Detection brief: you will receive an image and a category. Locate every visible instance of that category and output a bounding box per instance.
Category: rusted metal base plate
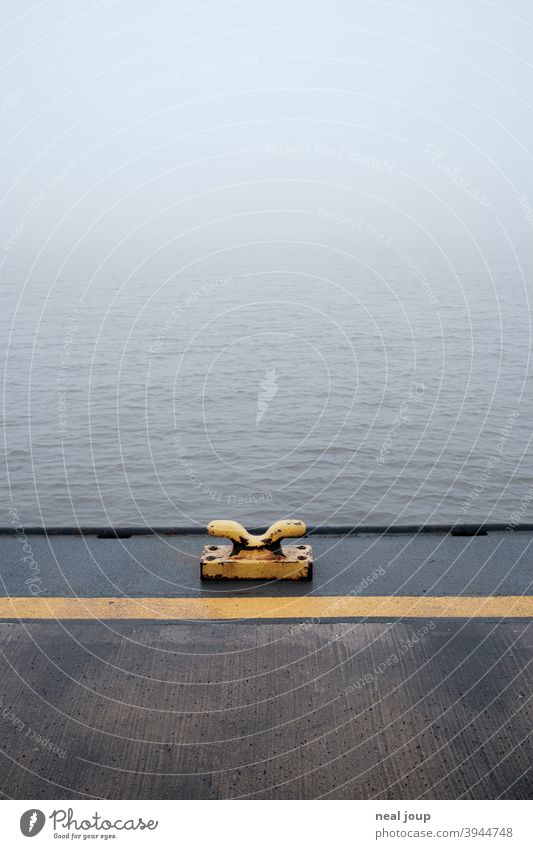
[200,544,313,580]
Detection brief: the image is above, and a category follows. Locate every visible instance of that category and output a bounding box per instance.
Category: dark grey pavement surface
[0,620,531,799]
[0,530,532,597]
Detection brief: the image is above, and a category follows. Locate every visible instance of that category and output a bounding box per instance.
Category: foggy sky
[1,0,532,262]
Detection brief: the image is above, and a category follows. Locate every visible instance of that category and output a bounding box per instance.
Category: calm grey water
[2,244,532,528]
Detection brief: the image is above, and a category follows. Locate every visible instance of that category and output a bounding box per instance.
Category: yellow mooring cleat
[200,519,313,580]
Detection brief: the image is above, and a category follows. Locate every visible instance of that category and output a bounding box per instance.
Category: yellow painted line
[0,596,532,619]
